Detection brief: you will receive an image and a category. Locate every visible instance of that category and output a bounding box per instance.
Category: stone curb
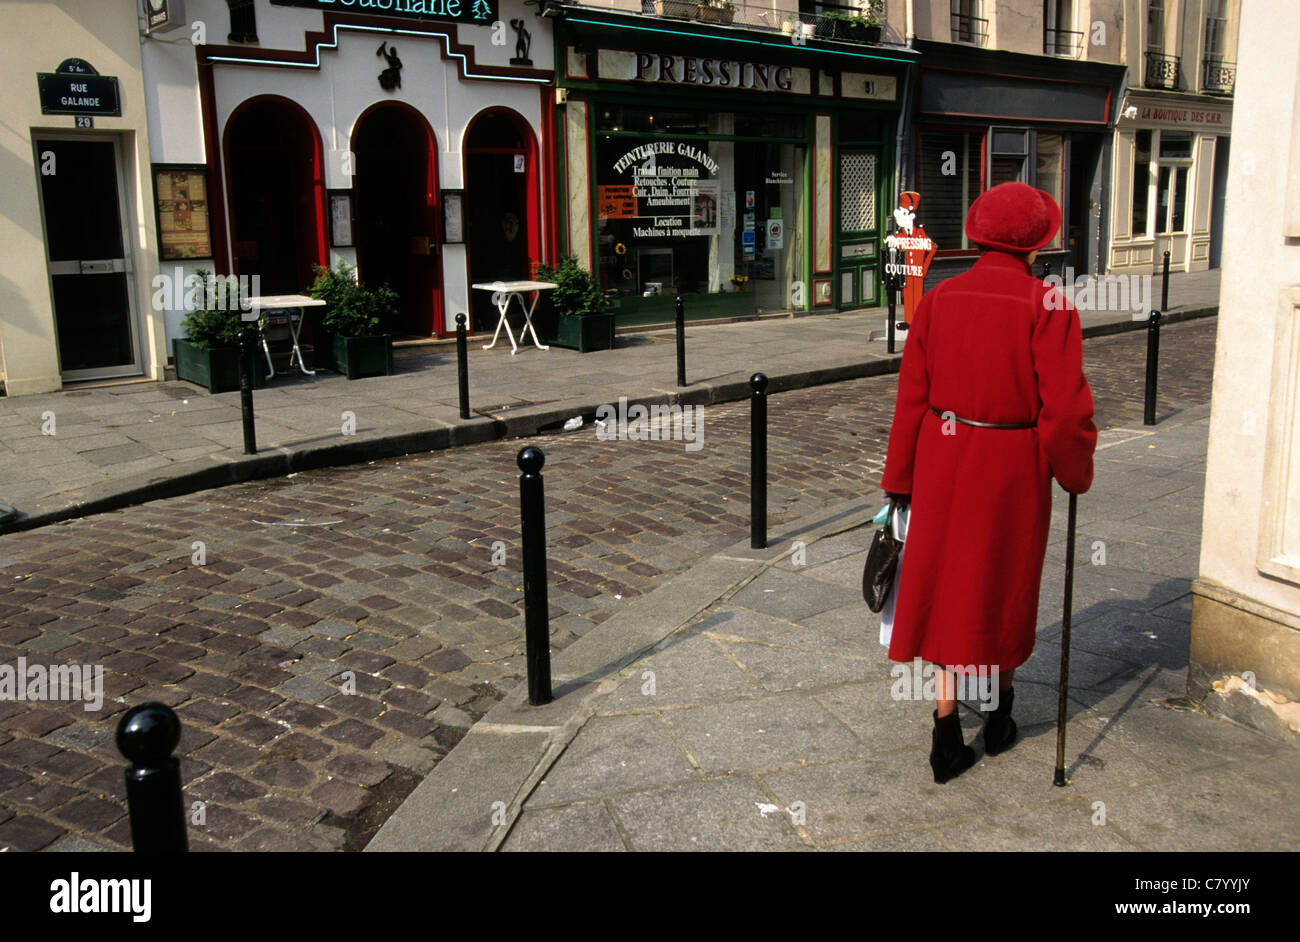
[0,356,900,535]
[0,308,1215,536]
[364,496,874,852]
[1080,304,1215,339]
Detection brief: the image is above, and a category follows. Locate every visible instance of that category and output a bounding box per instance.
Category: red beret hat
[964,182,1062,253]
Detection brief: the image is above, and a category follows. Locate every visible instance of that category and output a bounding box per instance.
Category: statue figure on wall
[376,42,403,91]
[225,0,258,44]
[510,19,533,66]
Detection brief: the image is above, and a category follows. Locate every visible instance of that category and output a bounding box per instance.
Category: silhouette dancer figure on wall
[377,42,403,91]
[510,19,533,65]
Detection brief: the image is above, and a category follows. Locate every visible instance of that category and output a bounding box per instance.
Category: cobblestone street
[0,318,1217,851]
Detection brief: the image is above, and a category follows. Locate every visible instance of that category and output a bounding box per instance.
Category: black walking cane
[1053,491,1078,786]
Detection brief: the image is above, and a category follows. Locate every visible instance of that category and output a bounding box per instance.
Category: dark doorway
[1209,135,1229,269]
[353,104,440,337]
[465,110,539,333]
[1067,135,1102,276]
[35,137,138,379]
[226,98,326,296]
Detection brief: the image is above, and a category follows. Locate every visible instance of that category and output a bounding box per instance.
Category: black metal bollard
[885,268,897,355]
[238,327,257,455]
[1144,309,1162,426]
[750,372,768,550]
[117,703,188,853]
[1161,250,1171,311]
[455,313,471,420]
[675,295,686,387]
[517,447,553,705]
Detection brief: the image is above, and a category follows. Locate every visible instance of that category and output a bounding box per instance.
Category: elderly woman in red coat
[880,182,1097,783]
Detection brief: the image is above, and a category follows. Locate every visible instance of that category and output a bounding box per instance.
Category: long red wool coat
[880,250,1098,672]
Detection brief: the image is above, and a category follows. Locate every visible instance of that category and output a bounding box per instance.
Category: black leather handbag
[862,513,903,613]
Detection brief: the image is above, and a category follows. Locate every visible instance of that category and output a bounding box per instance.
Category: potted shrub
[815,11,848,39]
[174,269,267,394]
[851,1,885,42]
[308,260,397,379]
[535,256,614,353]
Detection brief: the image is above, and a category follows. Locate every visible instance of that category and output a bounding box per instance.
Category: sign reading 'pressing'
[596,49,813,95]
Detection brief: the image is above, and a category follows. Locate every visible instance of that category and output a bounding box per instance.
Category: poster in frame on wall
[328,189,356,248]
[152,164,213,260]
[441,189,465,244]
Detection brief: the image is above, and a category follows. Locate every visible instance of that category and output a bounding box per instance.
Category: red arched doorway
[352,103,440,337]
[464,109,540,332]
[224,97,326,296]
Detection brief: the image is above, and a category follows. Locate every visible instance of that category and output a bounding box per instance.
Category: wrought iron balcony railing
[1144,51,1181,90]
[1043,27,1083,57]
[951,11,988,46]
[563,1,889,43]
[1202,57,1235,95]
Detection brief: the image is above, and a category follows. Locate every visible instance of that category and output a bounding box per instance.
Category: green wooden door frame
[836,145,884,311]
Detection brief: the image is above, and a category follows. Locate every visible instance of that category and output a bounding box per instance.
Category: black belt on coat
[930,406,1036,429]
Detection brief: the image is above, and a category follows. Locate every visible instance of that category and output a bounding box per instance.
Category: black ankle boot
[930,709,976,784]
[983,686,1018,756]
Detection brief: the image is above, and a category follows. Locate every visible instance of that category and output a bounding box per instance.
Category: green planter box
[331,333,394,379]
[173,338,267,394]
[844,22,882,42]
[553,314,616,353]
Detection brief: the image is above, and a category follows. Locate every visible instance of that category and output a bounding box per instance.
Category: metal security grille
[840,153,877,231]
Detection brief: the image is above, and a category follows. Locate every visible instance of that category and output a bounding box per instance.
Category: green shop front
[551,9,914,327]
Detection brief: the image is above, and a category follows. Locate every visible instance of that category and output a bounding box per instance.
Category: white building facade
[1108,0,1237,274]
[142,0,555,348]
[1191,0,1300,739]
[0,1,167,395]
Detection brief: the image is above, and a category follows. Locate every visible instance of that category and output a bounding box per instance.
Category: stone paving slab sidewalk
[0,267,1219,533]
[369,399,1300,852]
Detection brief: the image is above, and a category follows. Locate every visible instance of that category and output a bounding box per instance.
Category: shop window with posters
[594,106,805,325]
[1034,132,1064,249]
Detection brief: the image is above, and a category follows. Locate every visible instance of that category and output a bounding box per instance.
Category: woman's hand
[885,491,911,509]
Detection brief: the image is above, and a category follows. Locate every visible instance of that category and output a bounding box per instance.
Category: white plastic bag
[879,504,910,647]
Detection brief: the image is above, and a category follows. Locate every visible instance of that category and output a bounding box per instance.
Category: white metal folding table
[471,280,557,355]
[245,294,327,377]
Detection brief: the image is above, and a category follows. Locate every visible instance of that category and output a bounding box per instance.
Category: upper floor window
[1202,0,1235,94]
[1144,0,1179,89]
[1146,0,1165,55]
[1204,0,1228,58]
[1044,0,1080,56]
[952,0,987,46]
